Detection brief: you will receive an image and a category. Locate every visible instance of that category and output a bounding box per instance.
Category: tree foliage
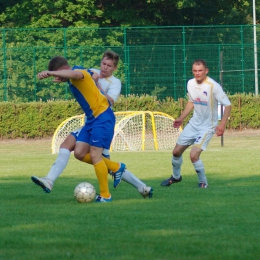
[0,0,258,28]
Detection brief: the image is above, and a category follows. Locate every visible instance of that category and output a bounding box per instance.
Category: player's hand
[37,71,51,80]
[173,118,183,128]
[215,125,225,136]
[91,71,100,82]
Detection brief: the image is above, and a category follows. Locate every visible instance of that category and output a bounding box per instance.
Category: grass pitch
[0,132,260,260]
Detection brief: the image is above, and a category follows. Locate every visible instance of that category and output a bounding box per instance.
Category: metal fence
[0,25,259,102]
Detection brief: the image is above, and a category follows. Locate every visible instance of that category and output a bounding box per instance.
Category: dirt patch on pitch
[224,129,260,137]
[0,129,259,144]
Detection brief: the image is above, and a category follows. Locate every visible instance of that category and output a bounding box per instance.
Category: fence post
[172,45,177,100]
[240,25,245,93]
[182,26,187,97]
[3,29,7,101]
[63,28,68,100]
[220,50,224,147]
[238,96,242,131]
[33,48,37,101]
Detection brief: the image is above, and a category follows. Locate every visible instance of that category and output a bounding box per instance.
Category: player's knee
[190,153,199,163]
[172,149,181,157]
[74,150,84,161]
[60,142,75,151]
[60,135,76,152]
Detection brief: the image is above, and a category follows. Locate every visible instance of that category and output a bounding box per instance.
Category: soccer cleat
[198,182,209,188]
[139,186,153,199]
[31,176,53,193]
[95,195,112,202]
[161,175,182,186]
[112,163,126,188]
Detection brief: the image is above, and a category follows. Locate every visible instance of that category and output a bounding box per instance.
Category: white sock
[46,148,71,183]
[193,159,207,184]
[122,169,146,192]
[172,156,183,179]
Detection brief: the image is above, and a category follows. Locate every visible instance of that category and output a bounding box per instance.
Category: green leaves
[0,0,257,28]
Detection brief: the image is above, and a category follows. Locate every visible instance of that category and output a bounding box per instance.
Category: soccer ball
[74,182,96,203]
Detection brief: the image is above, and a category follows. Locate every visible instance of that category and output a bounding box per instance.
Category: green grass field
[1,133,260,260]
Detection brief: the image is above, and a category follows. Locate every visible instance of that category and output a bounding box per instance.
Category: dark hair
[192,59,208,68]
[48,56,69,71]
[102,50,120,67]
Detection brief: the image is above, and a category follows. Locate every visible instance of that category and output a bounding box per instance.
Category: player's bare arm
[216,105,231,136]
[173,101,194,128]
[38,70,84,81]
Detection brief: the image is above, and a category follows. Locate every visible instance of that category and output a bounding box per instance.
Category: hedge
[0,93,259,139]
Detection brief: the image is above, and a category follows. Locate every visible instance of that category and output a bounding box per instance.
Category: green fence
[0,25,259,102]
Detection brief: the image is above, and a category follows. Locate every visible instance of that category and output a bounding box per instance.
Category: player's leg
[80,152,125,188]
[190,146,207,187]
[31,129,80,193]
[74,123,113,202]
[161,124,193,186]
[191,130,214,188]
[122,169,153,198]
[74,142,112,202]
[89,145,111,201]
[85,148,153,198]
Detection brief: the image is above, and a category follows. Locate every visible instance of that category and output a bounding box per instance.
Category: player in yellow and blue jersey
[32,51,153,199]
[37,56,125,202]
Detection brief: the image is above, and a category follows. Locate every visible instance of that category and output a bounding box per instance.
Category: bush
[0,93,259,139]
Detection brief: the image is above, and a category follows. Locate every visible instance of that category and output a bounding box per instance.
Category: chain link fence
[0,25,259,102]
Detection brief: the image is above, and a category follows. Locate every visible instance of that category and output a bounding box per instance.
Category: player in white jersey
[161,59,231,188]
[32,50,153,198]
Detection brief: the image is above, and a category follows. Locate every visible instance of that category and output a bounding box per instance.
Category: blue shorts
[76,108,115,149]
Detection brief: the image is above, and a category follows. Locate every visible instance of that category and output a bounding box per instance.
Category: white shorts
[177,123,215,151]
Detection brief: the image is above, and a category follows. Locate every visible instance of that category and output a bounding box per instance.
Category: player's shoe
[95,195,112,202]
[161,175,182,186]
[31,176,53,193]
[113,163,126,188]
[139,186,153,198]
[198,182,209,188]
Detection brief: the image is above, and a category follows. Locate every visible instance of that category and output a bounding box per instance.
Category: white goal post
[51,111,182,154]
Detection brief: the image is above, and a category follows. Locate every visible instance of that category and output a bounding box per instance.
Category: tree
[0,0,258,29]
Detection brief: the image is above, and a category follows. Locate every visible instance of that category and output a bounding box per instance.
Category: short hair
[192,59,208,69]
[102,50,120,67]
[48,56,69,71]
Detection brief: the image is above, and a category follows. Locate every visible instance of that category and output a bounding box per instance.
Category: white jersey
[90,68,121,102]
[187,76,231,130]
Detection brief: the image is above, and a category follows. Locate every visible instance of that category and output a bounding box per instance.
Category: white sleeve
[187,80,194,102]
[90,68,100,75]
[214,84,231,107]
[105,79,122,102]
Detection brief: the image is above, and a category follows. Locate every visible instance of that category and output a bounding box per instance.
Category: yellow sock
[94,160,110,199]
[102,157,120,172]
[82,153,92,164]
[82,153,120,173]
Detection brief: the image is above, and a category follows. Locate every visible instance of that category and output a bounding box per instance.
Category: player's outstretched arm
[38,70,83,81]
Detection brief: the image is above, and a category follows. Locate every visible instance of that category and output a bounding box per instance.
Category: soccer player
[36,55,127,202]
[161,59,231,188]
[33,51,153,200]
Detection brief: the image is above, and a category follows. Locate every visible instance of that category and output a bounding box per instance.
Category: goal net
[51,111,182,153]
